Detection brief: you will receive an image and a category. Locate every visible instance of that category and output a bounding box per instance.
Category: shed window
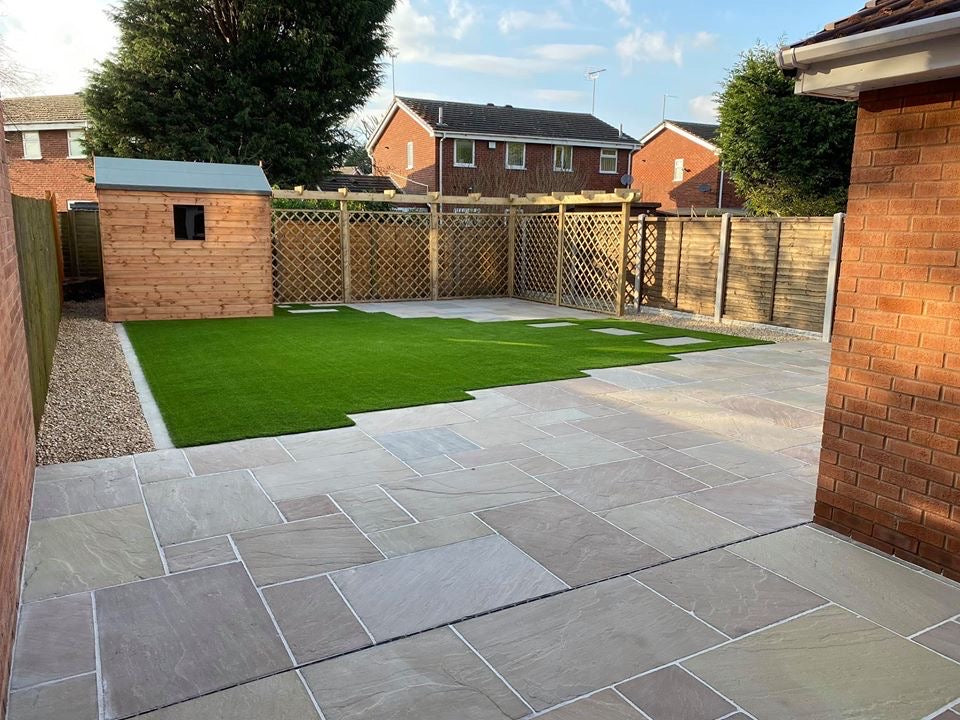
[22,131,41,159]
[174,204,205,240]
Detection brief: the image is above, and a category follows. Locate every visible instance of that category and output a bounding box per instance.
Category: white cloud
[692,31,717,48]
[688,94,719,122]
[529,44,604,62]
[389,0,437,61]
[601,0,631,26]
[497,9,572,34]
[615,28,683,72]
[427,52,550,77]
[0,0,118,95]
[447,0,477,41]
[533,89,586,105]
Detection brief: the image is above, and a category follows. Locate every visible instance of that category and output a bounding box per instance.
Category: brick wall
[371,106,631,196]
[817,77,960,580]
[0,113,37,720]
[6,129,95,210]
[630,128,742,212]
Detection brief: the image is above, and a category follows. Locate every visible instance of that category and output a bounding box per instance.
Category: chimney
[619,123,623,138]
[438,106,444,125]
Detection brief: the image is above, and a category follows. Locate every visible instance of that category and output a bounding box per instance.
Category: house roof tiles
[2,94,87,125]
[396,97,638,145]
[793,0,960,46]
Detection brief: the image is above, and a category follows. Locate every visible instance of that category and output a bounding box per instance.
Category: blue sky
[1,0,860,138]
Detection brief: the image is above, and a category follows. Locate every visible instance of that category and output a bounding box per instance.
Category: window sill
[453,163,476,168]
[553,168,573,173]
[505,166,526,171]
[599,170,618,175]
[21,157,43,161]
[68,155,87,160]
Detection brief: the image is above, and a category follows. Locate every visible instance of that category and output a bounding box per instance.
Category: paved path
[9,339,960,720]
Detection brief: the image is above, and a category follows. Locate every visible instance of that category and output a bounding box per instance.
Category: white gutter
[777,10,960,99]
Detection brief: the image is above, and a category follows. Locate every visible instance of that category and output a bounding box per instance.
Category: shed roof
[94,157,271,195]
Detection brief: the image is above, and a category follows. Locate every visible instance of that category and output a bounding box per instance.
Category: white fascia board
[365,99,437,154]
[778,11,960,99]
[434,130,638,150]
[4,121,87,132]
[637,122,718,154]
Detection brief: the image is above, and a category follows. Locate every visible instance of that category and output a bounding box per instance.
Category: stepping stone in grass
[645,336,707,346]
[591,327,642,336]
[288,309,339,314]
[528,322,576,328]
[277,305,291,309]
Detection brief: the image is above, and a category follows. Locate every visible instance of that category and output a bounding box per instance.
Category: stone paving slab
[21,504,164,602]
[917,621,960,663]
[331,535,565,641]
[536,690,642,719]
[95,563,292,719]
[686,473,815,533]
[30,473,142,520]
[11,593,94,689]
[686,605,960,720]
[478,496,668,586]
[7,674,98,720]
[301,627,530,720]
[617,665,734,720]
[183,437,291,475]
[233,514,383,586]
[253,449,414,500]
[367,513,494,558]
[163,536,236,573]
[456,576,725,711]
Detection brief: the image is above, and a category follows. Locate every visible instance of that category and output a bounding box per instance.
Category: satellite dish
[620,174,633,187]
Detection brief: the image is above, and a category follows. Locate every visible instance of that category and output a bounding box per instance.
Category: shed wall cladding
[99,189,273,321]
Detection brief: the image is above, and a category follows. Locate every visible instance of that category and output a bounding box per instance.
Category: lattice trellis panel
[271,210,343,303]
[514,213,560,304]
[348,211,431,301]
[623,219,641,311]
[559,212,623,313]
[438,213,509,298]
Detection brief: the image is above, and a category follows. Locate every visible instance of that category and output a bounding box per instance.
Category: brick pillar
[817,78,960,580]
[0,109,38,715]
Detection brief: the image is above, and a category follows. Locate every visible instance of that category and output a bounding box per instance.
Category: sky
[0,0,860,139]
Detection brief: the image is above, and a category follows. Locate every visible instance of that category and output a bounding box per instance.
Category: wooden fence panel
[271,211,342,303]
[724,218,780,323]
[560,212,624,313]
[348,212,431,301]
[639,218,681,309]
[59,210,102,278]
[438,214,509,298]
[13,195,61,429]
[514,213,560,305]
[676,219,720,315]
[772,218,833,331]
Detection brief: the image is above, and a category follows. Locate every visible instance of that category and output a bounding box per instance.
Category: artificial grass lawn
[124,305,766,447]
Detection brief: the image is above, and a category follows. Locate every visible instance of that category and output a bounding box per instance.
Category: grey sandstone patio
[9,330,960,719]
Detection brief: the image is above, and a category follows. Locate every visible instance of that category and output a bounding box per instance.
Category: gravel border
[625,307,823,343]
[36,300,155,465]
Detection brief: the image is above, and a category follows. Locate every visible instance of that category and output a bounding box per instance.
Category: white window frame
[673,158,685,182]
[453,139,475,168]
[505,142,525,170]
[67,130,86,159]
[599,148,618,174]
[405,141,414,170]
[553,145,573,172]
[22,131,41,160]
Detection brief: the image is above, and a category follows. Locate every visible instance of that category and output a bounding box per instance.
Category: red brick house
[630,120,742,214]
[2,94,95,211]
[367,97,639,197]
[778,0,960,579]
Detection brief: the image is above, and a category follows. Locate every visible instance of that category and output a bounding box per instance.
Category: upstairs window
[599,148,618,174]
[505,142,525,170]
[174,205,205,240]
[673,158,685,182]
[406,141,414,170]
[554,145,573,172]
[453,139,475,167]
[67,130,86,158]
[22,131,41,159]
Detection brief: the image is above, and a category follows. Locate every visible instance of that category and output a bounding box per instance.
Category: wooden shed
[94,157,273,321]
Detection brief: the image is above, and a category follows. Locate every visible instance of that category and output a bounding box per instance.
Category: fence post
[429,202,440,301]
[555,203,566,306]
[713,213,732,323]
[615,201,631,317]
[506,206,517,298]
[822,212,845,342]
[45,193,64,304]
[767,220,783,323]
[634,214,646,314]
[339,199,352,302]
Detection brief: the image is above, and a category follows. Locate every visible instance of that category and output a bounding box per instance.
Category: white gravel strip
[626,307,823,343]
[36,300,155,465]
